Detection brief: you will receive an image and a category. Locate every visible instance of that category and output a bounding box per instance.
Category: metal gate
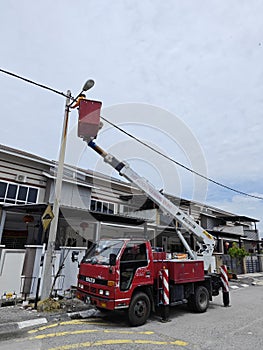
[221,255,244,274]
[245,255,260,273]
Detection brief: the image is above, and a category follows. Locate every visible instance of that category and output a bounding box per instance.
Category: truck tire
[188,286,209,313]
[128,292,151,326]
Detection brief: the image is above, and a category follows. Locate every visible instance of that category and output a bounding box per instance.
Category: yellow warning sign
[41,204,54,232]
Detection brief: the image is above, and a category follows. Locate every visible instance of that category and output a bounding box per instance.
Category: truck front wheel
[128,292,151,326]
[188,286,209,313]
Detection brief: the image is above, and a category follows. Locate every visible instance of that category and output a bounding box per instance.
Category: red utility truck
[75,100,229,326]
[77,238,224,326]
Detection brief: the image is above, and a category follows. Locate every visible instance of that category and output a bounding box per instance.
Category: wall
[49,182,91,209]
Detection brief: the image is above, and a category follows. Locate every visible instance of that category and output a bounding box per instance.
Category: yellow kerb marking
[104,330,154,335]
[48,339,188,349]
[30,329,98,339]
[27,319,108,334]
[134,340,188,345]
[28,323,59,333]
[30,329,154,340]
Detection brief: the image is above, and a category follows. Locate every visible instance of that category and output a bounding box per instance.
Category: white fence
[0,248,25,298]
[0,245,86,300]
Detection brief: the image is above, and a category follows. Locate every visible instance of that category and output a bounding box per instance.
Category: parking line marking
[29,329,155,340]
[103,330,154,335]
[48,338,189,349]
[28,320,109,334]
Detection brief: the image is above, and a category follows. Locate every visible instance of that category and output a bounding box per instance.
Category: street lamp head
[82,79,95,92]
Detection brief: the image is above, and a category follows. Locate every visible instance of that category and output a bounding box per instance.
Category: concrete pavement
[0,272,262,337]
[231,272,263,288]
[0,298,95,337]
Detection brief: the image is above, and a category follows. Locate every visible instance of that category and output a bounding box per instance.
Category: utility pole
[41,90,71,300]
[40,79,95,300]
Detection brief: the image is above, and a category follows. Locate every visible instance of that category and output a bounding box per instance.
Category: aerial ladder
[76,98,216,271]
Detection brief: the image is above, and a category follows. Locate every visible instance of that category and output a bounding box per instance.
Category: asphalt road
[0,284,262,350]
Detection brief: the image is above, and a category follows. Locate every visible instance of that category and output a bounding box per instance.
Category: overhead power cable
[1,67,262,200]
[101,116,263,201]
[0,68,70,99]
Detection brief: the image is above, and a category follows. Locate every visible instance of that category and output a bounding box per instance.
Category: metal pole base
[160,305,171,322]
[223,291,230,307]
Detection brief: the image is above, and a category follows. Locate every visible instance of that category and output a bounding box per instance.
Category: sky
[0,0,263,236]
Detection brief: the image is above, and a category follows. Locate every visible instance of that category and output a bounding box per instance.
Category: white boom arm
[88,141,215,261]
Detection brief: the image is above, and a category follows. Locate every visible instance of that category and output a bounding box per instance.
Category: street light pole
[41,90,71,300]
[41,79,95,300]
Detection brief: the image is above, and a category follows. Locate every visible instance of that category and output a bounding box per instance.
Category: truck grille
[90,287,97,293]
[79,274,108,286]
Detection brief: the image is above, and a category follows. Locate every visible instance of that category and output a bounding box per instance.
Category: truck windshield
[82,240,123,265]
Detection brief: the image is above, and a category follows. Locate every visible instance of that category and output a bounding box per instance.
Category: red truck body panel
[152,252,205,283]
[165,260,204,283]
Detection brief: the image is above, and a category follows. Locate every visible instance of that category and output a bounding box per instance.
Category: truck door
[119,241,148,291]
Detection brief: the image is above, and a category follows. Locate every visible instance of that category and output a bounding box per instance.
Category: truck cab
[77,239,154,316]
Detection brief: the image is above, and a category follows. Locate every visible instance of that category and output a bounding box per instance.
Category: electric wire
[0,68,70,99]
[101,116,263,201]
[1,67,262,200]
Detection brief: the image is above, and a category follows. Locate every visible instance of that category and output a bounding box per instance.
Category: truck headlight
[99,289,104,295]
[105,290,110,296]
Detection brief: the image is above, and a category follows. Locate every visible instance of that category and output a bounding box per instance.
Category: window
[121,242,147,262]
[28,188,38,203]
[0,182,7,200]
[90,199,115,214]
[6,184,17,203]
[102,203,108,213]
[90,199,96,211]
[96,201,102,212]
[18,186,27,199]
[108,203,114,214]
[0,181,39,205]
[17,186,28,204]
[83,240,123,265]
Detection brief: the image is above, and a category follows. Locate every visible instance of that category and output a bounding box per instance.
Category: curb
[0,317,48,335]
[229,273,263,289]
[0,308,98,336]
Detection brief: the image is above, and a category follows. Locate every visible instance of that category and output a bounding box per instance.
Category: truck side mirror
[109,253,117,266]
[71,251,79,263]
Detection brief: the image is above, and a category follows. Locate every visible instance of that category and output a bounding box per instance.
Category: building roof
[0,143,139,193]
[0,144,52,165]
[218,215,259,223]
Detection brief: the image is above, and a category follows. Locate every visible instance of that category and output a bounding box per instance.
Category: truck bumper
[76,290,115,310]
[76,290,130,310]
